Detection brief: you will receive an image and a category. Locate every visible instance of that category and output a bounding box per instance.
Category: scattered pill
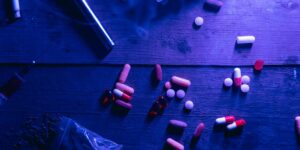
[236,36,255,44]
[240,84,250,93]
[166,89,176,98]
[215,116,235,124]
[157,96,168,109]
[148,101,161,117]
[101,90,114,105]
[224,78,233,87]
[169,119,188,129]
[193,123,205,139]
[254,59,264,71]
[234,68,242,87]
[165,81,172,89]
[194,17,204,26]
[227,119,246,130]
[113,89,132,102]
[155,64,163,81]
[241,75,250,84]
[115,100,132,110]
[171,76,191,88]
[115,82,134,95]
[12,0,21,19]
[119,64,131,83]
[184,100,194,110]
[166,138,184,150]
[204,0,223,11]
[295,116,300,135]
[176,89,186,99]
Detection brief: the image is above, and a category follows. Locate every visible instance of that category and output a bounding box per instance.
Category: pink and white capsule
[166,138,184,150]
[113,89,132,102]
[215,116,235,124]
[115,82,134,95]
[234,68,242,86]
[171,76,191,87]
[119,64,131,83]
[227,119,246,130]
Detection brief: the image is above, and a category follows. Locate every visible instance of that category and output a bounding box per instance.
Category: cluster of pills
[215,116,246,131]
[223,67,251,93]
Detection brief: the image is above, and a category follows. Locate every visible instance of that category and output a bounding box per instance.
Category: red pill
[115,100,132,110]
[115,82,134,95]
[295,116,300,136]
[113,89,132,102]
[119,64,131,83]
[164,81,172,89]
[155,64,163,81]
[254,59,264,71]
[227,119,246,130]
[193,123,205,138]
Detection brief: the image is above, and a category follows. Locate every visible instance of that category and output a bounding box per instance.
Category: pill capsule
[241,75,250,84]
[204,0,224,11]
[100,90,115,105]
[12,0,21,19]
[295,116,300,135]
[240,84,250,93]
[169,120,188,129]
[113,89,132,102]
[166,89,175,98]
[184,100,194,110]
[254,59,264,71]
[115,82,134,95]
[193,123,205,139]
[194,17,204,26]
[115,100,132,110]
[233,68,242,87]
[148,101,161,117]
[171,76,191,88]
[176,89,186,99]
[157,96,168,109]
[236,36,255,44]
[155,64,163,81]
[224,78,233,87]
[227,119,246,130]
[215,116,235,124]
[166,138,184,150]
[165,81,172,89]
[119,64,131,83]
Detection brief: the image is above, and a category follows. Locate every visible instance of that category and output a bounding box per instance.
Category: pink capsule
[113,89,132,102]
[115,100,132,109]
[115,82,134,95]
[166,138,184,150]
[171,76,191,88]
[215,116,235,124]
[227,119,246,130]
[193,123,205,138]
[119,64,131,83]
[233,68,242,87]
[155,64,162,81]
[295,116,300,136]
[165,81,172,89]
[169,119,188,129]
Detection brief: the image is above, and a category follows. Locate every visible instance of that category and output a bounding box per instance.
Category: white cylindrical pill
[224,78,233,87]
[12,0,21,19]
[184,100,194,110]
[241,84,250,93]
[194,17,204,26]
[166,89,175,98]
[171,76,191,87]
[176,89,185,99]
[236,36,255,44]
[241,75,250,84]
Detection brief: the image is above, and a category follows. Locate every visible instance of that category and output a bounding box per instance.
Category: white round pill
[224,78,233,87]
[166,89,175,98]
[241,84,250,93]
[176,89,186,99]
[184,100,194,110]
[194,17,204,26]
[241,75,250,84]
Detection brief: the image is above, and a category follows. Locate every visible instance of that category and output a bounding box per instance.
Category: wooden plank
[0,65,299,149]
[0,0,300,65]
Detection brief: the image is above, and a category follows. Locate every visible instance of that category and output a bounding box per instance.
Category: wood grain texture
[0,0,300,65]
[0,65,299,149]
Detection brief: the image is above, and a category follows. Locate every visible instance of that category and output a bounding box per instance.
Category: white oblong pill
[236,36,255,44]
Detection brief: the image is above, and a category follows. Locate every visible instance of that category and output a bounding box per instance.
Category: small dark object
[148,101,161,117]
[100,90,114,105]
[204,0,223,12]
[157,95,168,109]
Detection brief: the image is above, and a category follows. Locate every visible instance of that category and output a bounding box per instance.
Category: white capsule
[194,17,204,26]
[240,84,250,93]
[236,36,255,44]
[184,100,194,110]
[166,89,175,98]
[12,0,21,18]
[241,75,250,84]
[224,78,233,87]
[176,89,186,99]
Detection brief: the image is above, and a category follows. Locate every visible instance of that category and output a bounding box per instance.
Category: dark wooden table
[0,0,300,149]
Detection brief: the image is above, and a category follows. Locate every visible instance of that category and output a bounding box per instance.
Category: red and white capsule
[215,116,235,124]
[113,89,132,102]
[227,119,246,130]
[233,68,242,87]
[171,76,191,88]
